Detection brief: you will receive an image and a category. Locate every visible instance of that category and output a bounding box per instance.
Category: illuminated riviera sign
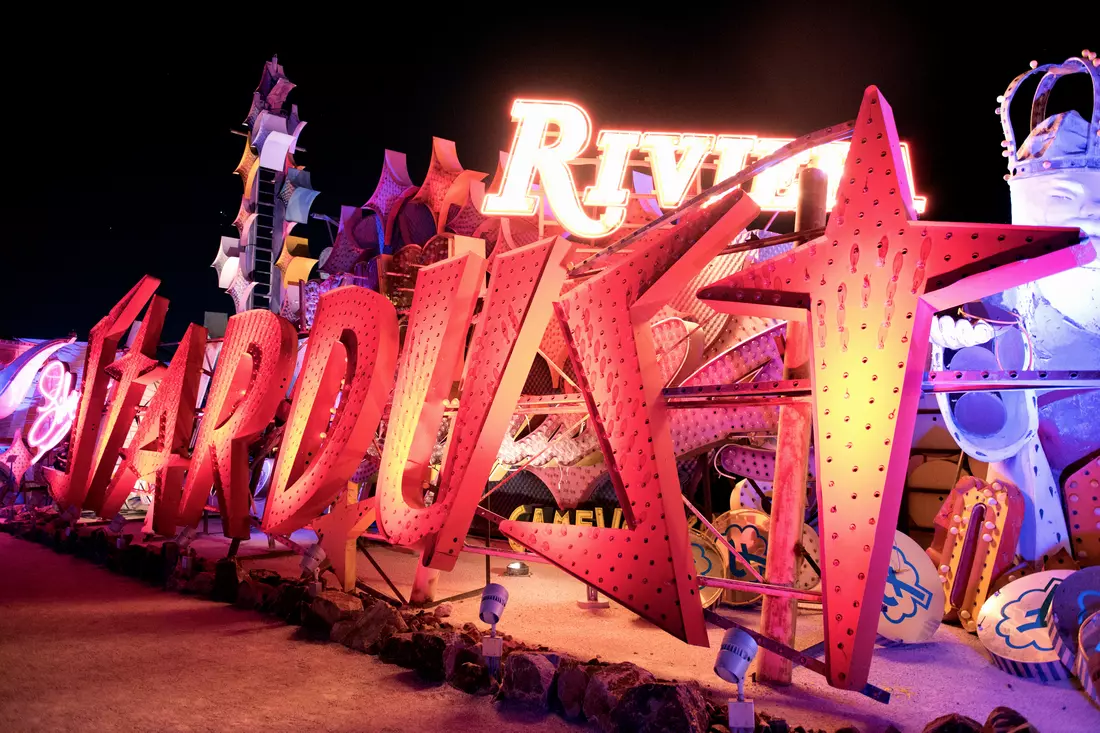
[482,99,927,238]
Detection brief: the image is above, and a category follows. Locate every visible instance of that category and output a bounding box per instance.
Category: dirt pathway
[0,534,576,733]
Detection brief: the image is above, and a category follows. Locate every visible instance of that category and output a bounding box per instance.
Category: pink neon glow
[26,360,80,464]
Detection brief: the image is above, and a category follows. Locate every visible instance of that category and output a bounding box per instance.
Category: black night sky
[3,11,1094,342]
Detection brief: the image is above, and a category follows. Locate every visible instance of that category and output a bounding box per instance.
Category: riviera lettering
[482,99,925,238]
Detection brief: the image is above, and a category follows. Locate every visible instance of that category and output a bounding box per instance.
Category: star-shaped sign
[697,86,1091,690]
[312,486,375,592]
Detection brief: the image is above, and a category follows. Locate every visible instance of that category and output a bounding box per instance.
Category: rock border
[0,509,1043,733]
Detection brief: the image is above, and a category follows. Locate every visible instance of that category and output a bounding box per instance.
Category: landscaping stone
[444,635,482,679]
[608,681,709,733]
[307,589,364,630]
[501,652,556,709]
[212,558,244,602]
[249,568,282,586]
[272,582,310,624]
[556,657,596,720]
[451,660,490,694]
[235,578,275,610]
[184,571,216,596]
[339,601,407,654]
[923,713,982,733]
[140,544,167,583]
[121,544,147,576]
[433,602,453,619]
[379,632,418,668]
[413,630,450,682]
[401,609,445,632]
[583,661,657,730]
[330,612,366,645]
[983,707,1037,733]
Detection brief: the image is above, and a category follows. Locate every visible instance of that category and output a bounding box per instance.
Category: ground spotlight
[301,543,326,595]
[504,560,530,577]
[480,582,509,626]
[480,583,509,677]
[715,627,758,733]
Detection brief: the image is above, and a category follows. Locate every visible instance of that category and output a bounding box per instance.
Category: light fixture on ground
[480,583,509,677]
[714,627,758,733]
[504,560,530,576]
[300,542,326,595]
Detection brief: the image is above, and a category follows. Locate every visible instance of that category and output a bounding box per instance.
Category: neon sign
[482,99,927,239]
[26,360,80,464]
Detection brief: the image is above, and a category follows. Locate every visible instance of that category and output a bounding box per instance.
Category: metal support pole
[358,542,408,605]
[700,452,714,521]
[485,492,492,585]
[759,167,823,686]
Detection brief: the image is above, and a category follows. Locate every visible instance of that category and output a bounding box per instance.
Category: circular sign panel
[689,529,727,609]
[1049,567,1100,675]
[977,570,1073,682]
[711,508,821,606]
[878,531,945,643]
[1078,611,1100,707]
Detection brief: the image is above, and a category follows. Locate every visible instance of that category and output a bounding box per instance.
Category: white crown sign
[998,50,1100,180]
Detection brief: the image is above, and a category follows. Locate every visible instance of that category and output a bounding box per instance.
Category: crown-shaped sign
[999,50,1100,180]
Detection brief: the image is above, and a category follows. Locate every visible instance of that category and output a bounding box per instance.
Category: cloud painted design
[882,544,933,625]
[995,580,1062,652]
[1077,590,1100,625]
[724,523,768,580]
[691,541,714,577]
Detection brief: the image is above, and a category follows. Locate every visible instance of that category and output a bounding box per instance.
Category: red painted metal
[262,286,398,535]
[429,237,573,569]
[500,189,760,647]
[697,86,1091,689]
[84,296,169,515]
[178,309,298,539]
[114,323,207,530]
[1063,451,1100,566]
[45,276,161,509]
[374,251,485,547]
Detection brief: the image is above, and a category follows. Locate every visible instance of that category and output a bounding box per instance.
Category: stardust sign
[20,87,1087,695]
[482,99,926,238]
